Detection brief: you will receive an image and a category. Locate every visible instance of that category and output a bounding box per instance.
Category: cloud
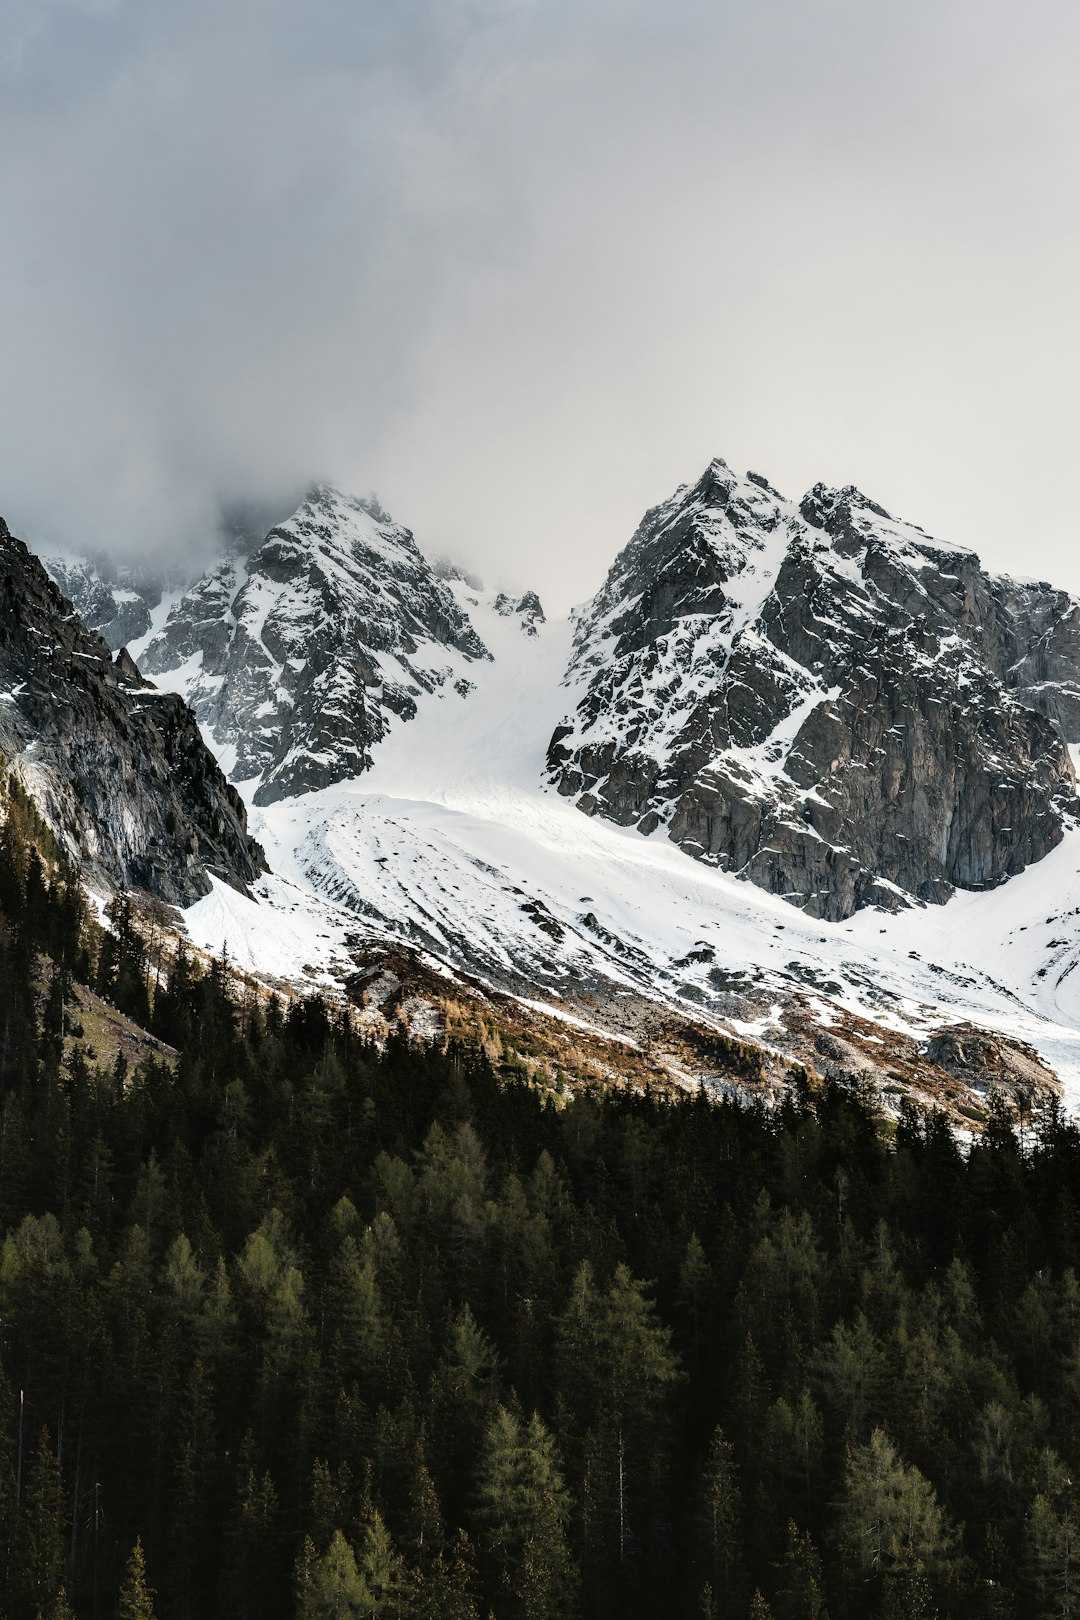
[2,0,1079,606]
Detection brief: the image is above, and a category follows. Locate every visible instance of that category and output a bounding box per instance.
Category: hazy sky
[2,0,1078,610]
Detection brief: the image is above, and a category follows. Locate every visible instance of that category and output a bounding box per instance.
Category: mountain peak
[138,488,491,802]
[684,456,790,512]
[299,482,390,524]
[800,481,893,531]
[549,461,1078,920]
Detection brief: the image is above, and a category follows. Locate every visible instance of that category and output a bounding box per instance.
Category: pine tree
[1027,1487,1080,1619]
[475,1405,576,1620]
[296,1529,370,1620]
[839,1429,955,1596]
[357,1506,408,1616]
[677,1232,713,1374]
[221,1445,280,1619]
[695,1426,743,1607]
[18,1428,67,1620]
[118,1538,157,1620]
[773,1521,828,1620]
[43,1586,76,1620]
[430,1302,500,1498]
[409,1528,479,1620]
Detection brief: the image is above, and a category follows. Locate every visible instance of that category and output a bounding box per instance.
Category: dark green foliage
[9,777,1080,1615]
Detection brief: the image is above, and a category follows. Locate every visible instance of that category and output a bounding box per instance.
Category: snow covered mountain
[548,461,1079,920]
[136,486,502,804]
[27,459,1080,1108]
[183,562,1080,1111]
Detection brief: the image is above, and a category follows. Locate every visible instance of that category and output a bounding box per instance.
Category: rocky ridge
[44,554,166,650]
[138,487,495,803]
[0,519,265,905]
[547,460,1079,920]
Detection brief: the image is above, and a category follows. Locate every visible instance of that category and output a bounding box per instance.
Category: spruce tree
[118,1538,156,1620]
[475,1405,576,1620]
[695,1427,743,1611]
[296,1529,370,1620]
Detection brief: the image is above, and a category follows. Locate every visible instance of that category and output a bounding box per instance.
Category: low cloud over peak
[3,0,1080,608]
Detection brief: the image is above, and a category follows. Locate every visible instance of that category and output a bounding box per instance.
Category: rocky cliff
[547,460,1078,920]
[139,486,493,803]
[44,554,166,651]
[0,519,266,904]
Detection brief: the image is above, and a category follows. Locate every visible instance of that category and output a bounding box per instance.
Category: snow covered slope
[178,575,1080,1106]
[27,461,1080,1108]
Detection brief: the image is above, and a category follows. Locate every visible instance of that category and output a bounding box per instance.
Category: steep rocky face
[796,483,1080,736]
[984,575,1080,739]
[547,460,1078,920]
[140,486,493,804]
[44,555,166,651]
[0,520,266,905]
[494,590,546,636]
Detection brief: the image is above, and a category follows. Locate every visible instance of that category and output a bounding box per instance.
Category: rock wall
[548,462,1078,920]
[0,520,265,905]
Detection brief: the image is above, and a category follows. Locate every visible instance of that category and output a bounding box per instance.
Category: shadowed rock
[0,518,266,905]
[548,461,1078,920]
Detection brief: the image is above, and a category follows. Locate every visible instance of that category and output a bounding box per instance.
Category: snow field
[184,585,1080,1104]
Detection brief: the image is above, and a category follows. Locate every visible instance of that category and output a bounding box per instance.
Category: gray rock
[44,555,165,650]
[0,519,266,905]
[548,460,1078,920]
[494,590,547,636]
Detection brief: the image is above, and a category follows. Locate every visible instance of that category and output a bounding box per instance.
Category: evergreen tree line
[7,769,1080,1615]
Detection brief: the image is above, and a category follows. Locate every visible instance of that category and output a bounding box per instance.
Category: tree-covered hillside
[3,767,1080,1618]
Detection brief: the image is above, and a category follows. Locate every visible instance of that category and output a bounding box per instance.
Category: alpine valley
[16,458,1080,1121]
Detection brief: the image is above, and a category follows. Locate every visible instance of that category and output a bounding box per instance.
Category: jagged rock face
[983,576,1080,739]
[44,555,165,651]
[140,487,493,804]
[0,520,266,905]
[494,590,546,636]
[547,461,1078,920]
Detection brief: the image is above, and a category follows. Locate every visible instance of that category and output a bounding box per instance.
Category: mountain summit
[35,456,1080,938]
[547,459,1079,919]
[139,485,492,803]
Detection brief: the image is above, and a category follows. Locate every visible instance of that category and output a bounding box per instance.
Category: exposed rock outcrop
[924,1024,1058,1105]
[0,519,266,904]
[494,590,546,636]
[547,460,1078,919]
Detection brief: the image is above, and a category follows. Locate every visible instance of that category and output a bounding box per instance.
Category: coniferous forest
[7,774,1080,1618]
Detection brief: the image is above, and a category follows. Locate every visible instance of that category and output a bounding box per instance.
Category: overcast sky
[2,0,1078,609]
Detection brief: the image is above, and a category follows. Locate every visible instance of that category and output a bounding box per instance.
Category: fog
[2,0,1079,609]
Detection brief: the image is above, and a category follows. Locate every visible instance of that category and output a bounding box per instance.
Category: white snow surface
[182,580,1080,1106]
[126,587,187,665]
